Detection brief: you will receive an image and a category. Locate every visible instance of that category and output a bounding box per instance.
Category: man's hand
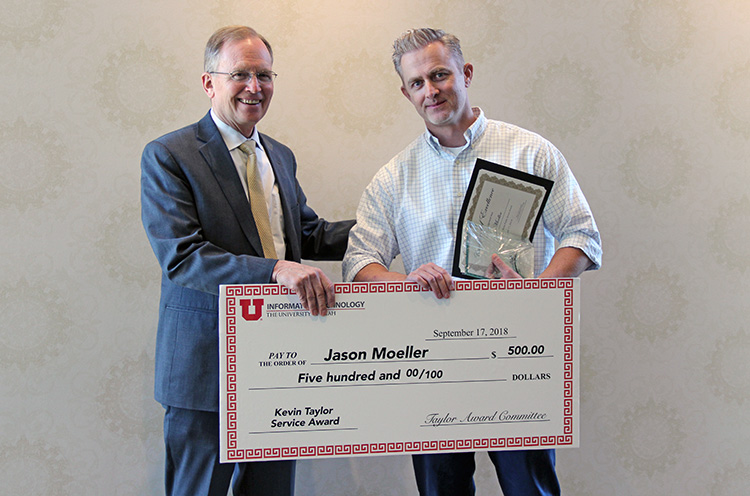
[406,263,454,299]
[486,248,594,279]
[272,260,335,316]
[353,262,453,299]
[485,253,522,279]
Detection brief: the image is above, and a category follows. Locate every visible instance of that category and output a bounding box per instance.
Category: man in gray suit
[141,25,354,496]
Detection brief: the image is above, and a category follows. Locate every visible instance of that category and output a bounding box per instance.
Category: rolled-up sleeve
[536,143,602,272]
[342,169,400,281]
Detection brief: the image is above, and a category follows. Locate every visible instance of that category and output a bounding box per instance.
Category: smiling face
[399,41,474,142]
[202,36,274,137]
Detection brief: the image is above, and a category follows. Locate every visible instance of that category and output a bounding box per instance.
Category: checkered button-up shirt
[343,108,602,280]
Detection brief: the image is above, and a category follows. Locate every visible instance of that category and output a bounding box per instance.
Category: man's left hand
[485,253,522,279]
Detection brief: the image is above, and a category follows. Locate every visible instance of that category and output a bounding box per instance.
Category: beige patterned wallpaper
[2,0,748,494]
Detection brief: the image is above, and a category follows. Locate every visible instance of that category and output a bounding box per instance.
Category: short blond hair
[392,28,464,77]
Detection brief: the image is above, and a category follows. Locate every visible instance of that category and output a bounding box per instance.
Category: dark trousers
[163,406,295,496]
[412,450,559,496]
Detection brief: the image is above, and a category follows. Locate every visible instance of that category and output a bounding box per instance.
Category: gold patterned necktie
[238,141,278,259]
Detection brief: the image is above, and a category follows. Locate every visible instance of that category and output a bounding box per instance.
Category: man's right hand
[406,263,454,299]
[353,262,453,300]
[272,260,335,316]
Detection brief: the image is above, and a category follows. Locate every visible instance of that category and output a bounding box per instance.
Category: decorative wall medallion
[707,329,750,405]
[713,62,750,139]
[0,437,73,493]
[709,196,750,273]
[427,0,507,63]
[616,265,687,342]
[526,57,601,138]
[0,120,71,212]
[710,460,750,496]
[615,397,685,476]
[0,279,73,371]
[95,42,188,134]
[0,0,67,49]
[619,128,690,206]
[624,0,695,69]
[96,352,160,440]
[323,51,399,137]
[95,203,157,288]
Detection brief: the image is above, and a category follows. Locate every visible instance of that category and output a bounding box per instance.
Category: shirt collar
[210,109,263,152]
[423,107,487,153]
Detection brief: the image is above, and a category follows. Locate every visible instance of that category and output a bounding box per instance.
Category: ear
[202,72,215,98]
[463,63,474,87]
[400,84,410,99]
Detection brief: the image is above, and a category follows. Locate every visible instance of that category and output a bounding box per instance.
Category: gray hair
[392,28,464,77]
[204,25,274,72]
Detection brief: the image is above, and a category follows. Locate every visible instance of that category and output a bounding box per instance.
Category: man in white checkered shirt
[342,28,602,496]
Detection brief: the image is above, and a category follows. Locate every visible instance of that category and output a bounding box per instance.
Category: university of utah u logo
[239,299,263,321]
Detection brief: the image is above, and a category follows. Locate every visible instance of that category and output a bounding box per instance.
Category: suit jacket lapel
[196,112,266,257]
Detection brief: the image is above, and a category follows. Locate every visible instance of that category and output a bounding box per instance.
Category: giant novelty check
[219,279,579,462]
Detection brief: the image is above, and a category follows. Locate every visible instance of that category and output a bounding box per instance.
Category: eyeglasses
[209,70,277,85]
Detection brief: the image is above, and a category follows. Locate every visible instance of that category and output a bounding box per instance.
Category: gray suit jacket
[141,111,353,411]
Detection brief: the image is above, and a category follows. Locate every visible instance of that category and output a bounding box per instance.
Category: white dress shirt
[211,110,286,259]
[343,108,602,281]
